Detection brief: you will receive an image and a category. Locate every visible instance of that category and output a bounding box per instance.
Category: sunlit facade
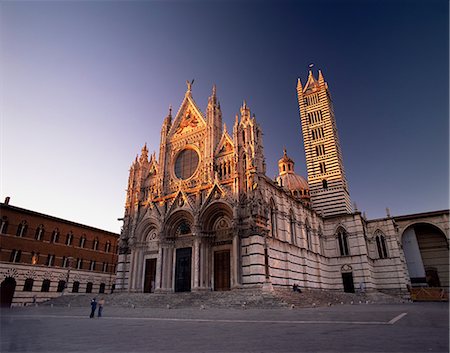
[0,199,119,307]
[116,72,449,296]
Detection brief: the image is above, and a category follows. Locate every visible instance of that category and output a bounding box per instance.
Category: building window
[79,236,86,248]
[62,256,68,268]
[51,229,59,243]
[57,280,66,292]
[23,278,34,292]
[319,162,326,174]
[99,283,106,294]
[105,241,111,253]
[318,228,324,255]
[0,217,8,234]
[35,225,44,240]
[322,179,328,189]
[65,232,73,246]
[31,252,39,265]
[315,144,325,156]
[16,221,28,237]
[76,258,83,270]
[89,261,96,271]
[46,254,55,267]
[72,281,80,293]
[102,262,108,272]
[289,214,296,245]
[92,238,99,251]
[337,228,350,256]
[305,222,312,250]
[376,233,389,259]
[41,279,51,292]
[9,249,21,263]
[174,148,200,180]
[86,282,93,293]
[270,202,277,238]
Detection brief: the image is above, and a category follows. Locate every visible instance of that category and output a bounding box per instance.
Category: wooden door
[175,248,192,292]
[214,250,231,291]
[144,258,157,293]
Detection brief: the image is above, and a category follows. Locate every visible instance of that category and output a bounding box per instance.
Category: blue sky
[1,0,448,233]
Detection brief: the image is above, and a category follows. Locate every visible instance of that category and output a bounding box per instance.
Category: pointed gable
[215,127,234,156]
[303,70,320,94]
[169,90,206,138]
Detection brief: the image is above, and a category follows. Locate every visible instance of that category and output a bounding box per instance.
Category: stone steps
[42,288,406,309]
[42,289,288,309]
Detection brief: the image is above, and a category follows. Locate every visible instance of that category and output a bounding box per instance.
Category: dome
[277,172,309,194]
[276,148,310,202]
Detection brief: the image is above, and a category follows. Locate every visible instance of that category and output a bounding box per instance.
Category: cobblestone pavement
[1,302,448,352]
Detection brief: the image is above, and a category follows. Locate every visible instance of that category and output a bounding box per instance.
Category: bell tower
[297,69,352,216]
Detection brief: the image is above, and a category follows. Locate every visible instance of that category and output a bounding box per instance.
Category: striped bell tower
[297,69,352,216]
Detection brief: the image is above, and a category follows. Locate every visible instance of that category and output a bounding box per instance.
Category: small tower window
[322,179,328,189]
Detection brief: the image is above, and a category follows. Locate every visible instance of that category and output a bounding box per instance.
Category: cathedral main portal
[175,247,192,292]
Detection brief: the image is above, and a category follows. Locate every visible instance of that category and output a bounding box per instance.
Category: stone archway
[200,202,234,291]
[402,223,449,287]
[0,277,16,308]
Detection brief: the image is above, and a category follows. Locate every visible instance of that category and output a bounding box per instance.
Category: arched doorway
[1,277,17,308]
[402,223,449,287]
[164,211,195,293]
[201,202,234,291]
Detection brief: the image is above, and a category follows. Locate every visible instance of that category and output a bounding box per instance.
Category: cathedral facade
[116,72,448,295]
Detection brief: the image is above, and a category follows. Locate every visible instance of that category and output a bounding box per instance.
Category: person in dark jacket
[89,298,97,318]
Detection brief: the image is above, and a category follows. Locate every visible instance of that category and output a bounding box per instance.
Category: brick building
[0,198,119,307]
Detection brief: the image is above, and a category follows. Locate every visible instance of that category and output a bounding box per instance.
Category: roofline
[0,203,120,236]
[393,209,449,222]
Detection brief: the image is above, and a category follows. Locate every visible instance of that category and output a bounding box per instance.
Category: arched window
[289,212,296,245]
[0,217,8,234]
[65,232,73,246]
[92,238,99,250]
[9,249,21,263]
[23,278,34,292]
[57,280,66,292]
[86,282,93,293]
[337,228,349,256]
[89,260,96,271]
[270,200,277,238]
[177,220,191,235]
[102,262,108,272]
[99,283,106,294]
[318,227,324,255]
[35,225,44,240]
[31,252,39,265]
[72,281,80,293]
[76,258,83,269]
[105,241,111,253]
[79,235,86,248]
[375,232,388,259]
[16,221,28,237]
[51,229,59,243]
[41,279,51,292]
[305,221,312,250]
[46,254,55,266]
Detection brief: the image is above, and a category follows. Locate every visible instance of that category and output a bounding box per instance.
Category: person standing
[89,298,97,318]
[98,297,105,318]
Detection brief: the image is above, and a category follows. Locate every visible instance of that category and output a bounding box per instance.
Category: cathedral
[116,70,448,295]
